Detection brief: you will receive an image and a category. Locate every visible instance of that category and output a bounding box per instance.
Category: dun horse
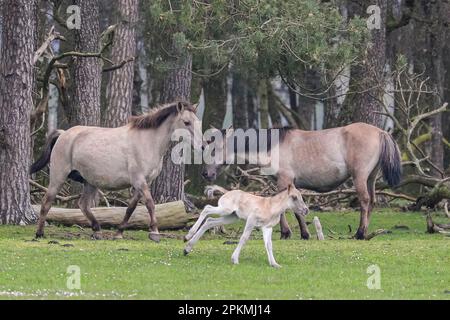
[31,101,204,242]
[202,123,402,240]
[184,184,309,268]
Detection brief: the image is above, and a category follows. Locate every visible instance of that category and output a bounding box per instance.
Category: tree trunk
[69,0,101,126]
[151,39,192,204]
[0,0,37,224]
[202,69,228,129]
[412,0,446,176]
[348,0,387,128]
[232,72,249,128]
[103,0,138,127]
[267,81,282,127]
[258,79,269,128]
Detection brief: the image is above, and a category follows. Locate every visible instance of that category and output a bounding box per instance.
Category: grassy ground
[0,208,448,300]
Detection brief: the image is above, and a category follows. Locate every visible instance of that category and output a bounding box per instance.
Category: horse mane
[130,101,195,129]
[219,127,294,152]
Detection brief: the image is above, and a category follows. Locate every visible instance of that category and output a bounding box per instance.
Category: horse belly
[294,163,350,192]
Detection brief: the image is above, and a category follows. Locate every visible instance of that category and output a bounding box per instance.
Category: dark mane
[219,127,294,152]
[130,101,195,129]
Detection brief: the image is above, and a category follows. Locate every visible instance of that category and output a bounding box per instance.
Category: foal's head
[286,184,309,216]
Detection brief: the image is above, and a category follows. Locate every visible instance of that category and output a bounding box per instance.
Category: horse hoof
[35,232,44,239]
[183,248,189,256]
[280,229,292,240]
[113,233,124,240]
[354,233,366,240]
[91,232,103,240]
[271,263,282,269]
[300,232,310,240]
[148,232,160,243]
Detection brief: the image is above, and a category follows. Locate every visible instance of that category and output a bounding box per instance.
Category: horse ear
[177,102,185,113]
[287,184,293,194]
[192,103,199,112]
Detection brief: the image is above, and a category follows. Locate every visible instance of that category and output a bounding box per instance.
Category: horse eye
[184,121,191,126]
[292,196,298,201]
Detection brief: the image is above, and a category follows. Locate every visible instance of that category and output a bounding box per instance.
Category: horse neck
[269,190,289,214]
[138,118,175,158]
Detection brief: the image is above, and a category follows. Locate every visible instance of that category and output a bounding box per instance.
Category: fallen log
[32,201,190,230]
[426,213,450,234]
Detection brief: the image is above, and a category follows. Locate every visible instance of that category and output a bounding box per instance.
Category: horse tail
[379,132,402,187]
[30,130,64,174]
[204,185,229,198]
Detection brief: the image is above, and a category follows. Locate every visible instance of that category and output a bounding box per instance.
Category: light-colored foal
[184,184,309,268]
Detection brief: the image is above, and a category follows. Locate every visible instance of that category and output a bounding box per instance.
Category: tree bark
[232,72,249,128]
[202,69,228,130]
[0,0,37,224]
[348,0,387,128]
[258,79,269,128]
[69,0,101,126]
[151,39,192,204]
[407,0,447,176]
[103,0,138,127]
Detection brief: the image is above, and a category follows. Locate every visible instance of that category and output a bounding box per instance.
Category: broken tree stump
[32,200,190,230]
[313,216,325,240]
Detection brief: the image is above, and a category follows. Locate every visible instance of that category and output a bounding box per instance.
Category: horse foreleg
[78,183,102,239]
[279,213,292,239]
[277,174,294,239]
[114,190,141,239]
[294,211,310,240]
[262,227,281,268]
[231,218,255,265]
[140,185,159,243]
[354,177,371,240]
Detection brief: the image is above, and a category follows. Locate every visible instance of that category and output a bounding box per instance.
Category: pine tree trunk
[70,0,101,126]
[413,0,446,175]
[258,79,269,128]
[0,0,37,224]
[202,69,228,129]
[103,0,138,127]
[348,0,387,128]
[232,72,249,128]
[151,40,192,204]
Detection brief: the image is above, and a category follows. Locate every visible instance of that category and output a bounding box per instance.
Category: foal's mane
[130,101,195,129]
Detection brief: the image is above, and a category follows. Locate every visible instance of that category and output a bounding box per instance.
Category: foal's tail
[204,185,229,198]
[30,130,64,174]
[379,132,402,187]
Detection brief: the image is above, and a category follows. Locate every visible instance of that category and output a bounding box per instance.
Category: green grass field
[0,209,449,300]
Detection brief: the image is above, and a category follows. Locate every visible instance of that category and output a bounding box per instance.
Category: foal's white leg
[184,205,224,242]
[231,219,255,265]
[262,227,281,268]
[184,215,238,255]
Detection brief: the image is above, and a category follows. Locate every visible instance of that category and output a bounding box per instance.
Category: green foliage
[144,0,369,82]
[0,210,449,299]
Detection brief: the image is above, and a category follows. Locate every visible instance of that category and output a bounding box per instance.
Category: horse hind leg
[35,171,68,238]
[353,174,371,240]
[114,189,141,240]
[78,183,102,239]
